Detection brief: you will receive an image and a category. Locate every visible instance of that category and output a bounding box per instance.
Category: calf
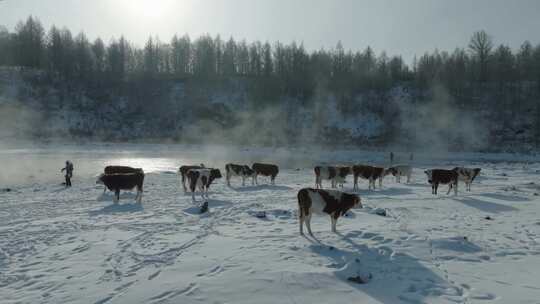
[179,164,205,192]
[297,188,362,235]
[314,166,351,188]
[387,165,412,183]
[334,166,352,187]
[187,168,222,201]
[225,163,255,186]
[425,169,458,195]
[352,165,388,190]
[252,163,279,185]
[97,171,144,203]
[99,166,143,192]
[453,167,481,191]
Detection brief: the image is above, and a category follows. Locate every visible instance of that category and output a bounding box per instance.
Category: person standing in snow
[61,160,74,187]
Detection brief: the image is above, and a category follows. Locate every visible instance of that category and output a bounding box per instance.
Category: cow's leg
[103,186,107,193]
[379,177,382,188]
[136,186,143,203]
[242,176,245,186]
[305,214,313,236]
[271,175,275,185]
[182,175,187,192]
[331,215,338,232]
[226,172,231,186]
[299,213,304,235]
[315,175,319,188]
[353,176,358,191]
[255,174,259,185]
[447,183,453,195]
[454,181,458,196]
[114,189,120,203]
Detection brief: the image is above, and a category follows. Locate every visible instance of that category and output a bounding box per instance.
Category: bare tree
[468,30,493,82]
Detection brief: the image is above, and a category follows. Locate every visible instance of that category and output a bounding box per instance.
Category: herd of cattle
[95,162,481,236]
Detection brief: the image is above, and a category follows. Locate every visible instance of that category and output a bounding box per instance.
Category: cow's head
[424,170,433,184]
[339,166,352,176]
[96,173,105,184]
[385,167,397,176]
[243,165,255,176]
[210,168,222,179]
[353,194,362,208]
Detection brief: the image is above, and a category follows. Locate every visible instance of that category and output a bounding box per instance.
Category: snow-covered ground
[1,143,540,304]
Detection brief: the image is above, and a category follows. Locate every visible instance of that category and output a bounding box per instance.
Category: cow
[387,165,412,183]
[314,166,351,188]
[252,163,279,185]
[352,165,388,191]
[97,171,144,203]
[98,166,143,192]
[225,163,255,186]
[297,188,362,236]
[179,164,205,192]
[187,168,222,201]
[425,169,458,195]
[453,167,481,191]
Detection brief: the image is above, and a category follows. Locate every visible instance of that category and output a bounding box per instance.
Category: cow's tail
[314,166,320,188]
[297,189,311,218]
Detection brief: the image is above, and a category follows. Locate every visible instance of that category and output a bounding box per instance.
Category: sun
[116,0,174,20]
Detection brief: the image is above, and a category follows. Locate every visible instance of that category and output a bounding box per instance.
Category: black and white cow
[352,165,389,190]
[179,164,205,192]
[297,188,362,235]
[425,169,458,195]
[225,163,255,186]
[314,166,351,188]
[453,167,481,191]
[252,163,279,185]
[387,164,412,183]
[187,168,222,201]
[97,171,145,203]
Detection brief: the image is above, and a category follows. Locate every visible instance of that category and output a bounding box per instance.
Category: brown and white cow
[314,166,351,188]
[352,165,388,190]
[187,168,222,201]
[297,188,362,236]
[425,169,458,195]
[179,164,205,192]
[225,163,255,186]
[453,167,481,191]
[252,163,279,185]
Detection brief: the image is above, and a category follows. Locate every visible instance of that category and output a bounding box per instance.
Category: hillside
[0,67,538,152]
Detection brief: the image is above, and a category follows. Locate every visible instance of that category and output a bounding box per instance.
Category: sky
[1,0,539,62]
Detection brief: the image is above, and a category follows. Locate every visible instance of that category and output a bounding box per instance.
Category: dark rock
[1,188,11,192]
[484,216,493,220]
[347,275,370,284]
[374,208,387,217]
[255,211,267,218]
[200,202,209,214]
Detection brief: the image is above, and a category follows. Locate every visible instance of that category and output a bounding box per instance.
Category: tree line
[1,16,540,147]
[2,16,539,99]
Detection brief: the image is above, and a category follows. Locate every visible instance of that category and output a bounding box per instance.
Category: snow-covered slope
[1,143,540,303]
